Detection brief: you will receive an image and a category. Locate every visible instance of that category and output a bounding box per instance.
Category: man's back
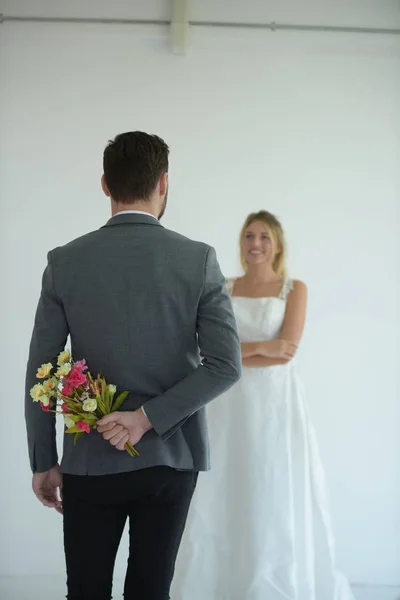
[26,212,241,475]
[25,131,242,599]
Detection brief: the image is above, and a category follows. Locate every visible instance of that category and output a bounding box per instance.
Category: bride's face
[242,220,277,266]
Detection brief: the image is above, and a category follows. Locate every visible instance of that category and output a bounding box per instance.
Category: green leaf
[65,425,80,434]
[73,431,85,446]
[66,414,80,422]
[111,390,129,412]
[82,414,98,424]
[97,397,107,416]
[99,377,111,413]
[107,391,115,413]
[101,377,107,402]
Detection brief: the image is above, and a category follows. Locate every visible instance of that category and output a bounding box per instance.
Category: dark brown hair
[103,131,169,203]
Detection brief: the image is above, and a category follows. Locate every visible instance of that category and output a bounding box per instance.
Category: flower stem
[125,442,140,457]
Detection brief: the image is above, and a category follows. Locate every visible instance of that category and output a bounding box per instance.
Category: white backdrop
[0,0,399,592]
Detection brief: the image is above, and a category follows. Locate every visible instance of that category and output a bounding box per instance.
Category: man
[25,131,241,600]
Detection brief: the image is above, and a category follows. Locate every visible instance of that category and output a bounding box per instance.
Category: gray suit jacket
[25,213,241,475]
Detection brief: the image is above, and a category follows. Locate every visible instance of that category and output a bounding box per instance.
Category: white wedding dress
[171,278,354,600]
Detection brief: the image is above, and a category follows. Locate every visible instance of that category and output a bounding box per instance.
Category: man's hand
[97,409,153,451]
[32,464,63,514]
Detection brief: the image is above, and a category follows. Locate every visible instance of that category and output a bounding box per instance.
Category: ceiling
[1,0,399,29]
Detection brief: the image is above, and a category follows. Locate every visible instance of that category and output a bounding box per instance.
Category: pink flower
[61,402,69,413]
[62,384,73,396]
[40,402,50,412]
[74,359,88,372]
[65,368,88,389]
[77,421,90,434]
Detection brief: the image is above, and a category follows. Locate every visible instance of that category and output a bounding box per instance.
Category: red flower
[40,402,50,412]
[65,368,88,389]
[62,384,73,396]
[61,402,69,413]
[77,421,90,434]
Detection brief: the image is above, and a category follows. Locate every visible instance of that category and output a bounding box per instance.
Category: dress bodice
[226,278,293,343]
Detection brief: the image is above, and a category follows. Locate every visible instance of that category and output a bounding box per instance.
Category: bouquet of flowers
[30,350,139,456]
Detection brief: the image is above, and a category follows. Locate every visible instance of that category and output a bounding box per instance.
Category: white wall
[0,0,399,591]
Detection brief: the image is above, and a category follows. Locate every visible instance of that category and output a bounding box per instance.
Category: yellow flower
[56,363,71,377]
[43,378,57,392]
[57,350,71,366]
[64,415,75,429]
[82,399,97,413]
[30,384,44,401]
[108,385,116,394]
[36,363,53,379]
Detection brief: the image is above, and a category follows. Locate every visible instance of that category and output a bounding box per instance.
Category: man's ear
[101,174,111,197]
[159,172,168,197]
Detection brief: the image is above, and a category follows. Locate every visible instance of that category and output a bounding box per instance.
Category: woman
[171,211,354,600]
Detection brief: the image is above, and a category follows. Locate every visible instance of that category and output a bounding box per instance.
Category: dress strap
[279,278,294,300]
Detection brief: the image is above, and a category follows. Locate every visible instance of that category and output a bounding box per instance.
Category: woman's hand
[260,339,297,360]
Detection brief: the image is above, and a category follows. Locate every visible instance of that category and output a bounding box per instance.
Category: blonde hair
[239,210,287,278]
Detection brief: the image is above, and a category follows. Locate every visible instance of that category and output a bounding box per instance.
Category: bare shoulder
[287,280,308,305]
[281,279,308,342]
[292,279,307,293]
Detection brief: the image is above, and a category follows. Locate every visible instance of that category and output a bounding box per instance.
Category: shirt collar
[114,209,158,221]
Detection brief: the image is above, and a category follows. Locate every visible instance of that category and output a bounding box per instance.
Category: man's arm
[142,246,242,440]
[25,251,69,473]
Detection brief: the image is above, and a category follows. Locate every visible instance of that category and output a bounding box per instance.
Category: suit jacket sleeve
[25,251,69,473]
[143,246,242,440]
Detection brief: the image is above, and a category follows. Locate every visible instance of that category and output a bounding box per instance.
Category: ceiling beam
[1,13,399,36]
[170,0,189,54]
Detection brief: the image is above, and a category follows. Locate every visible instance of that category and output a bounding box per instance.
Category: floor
[0,577,399,600]
[356,589,400,600]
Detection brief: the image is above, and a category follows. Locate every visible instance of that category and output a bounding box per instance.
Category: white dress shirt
[114,209,158,221]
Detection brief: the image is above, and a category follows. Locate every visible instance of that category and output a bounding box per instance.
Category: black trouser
[62,467,198,600]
